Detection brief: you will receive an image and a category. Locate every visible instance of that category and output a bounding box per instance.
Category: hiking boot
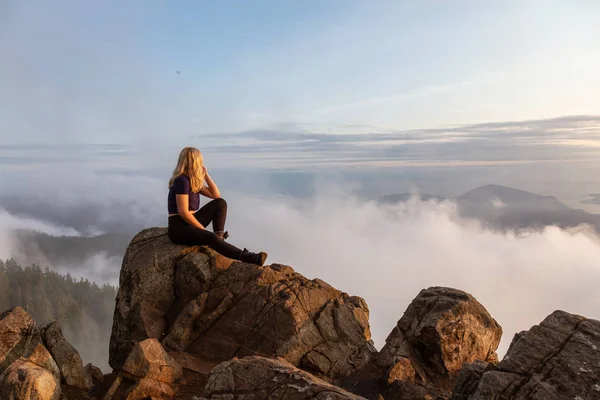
[240,248,268,266]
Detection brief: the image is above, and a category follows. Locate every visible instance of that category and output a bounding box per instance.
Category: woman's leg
[168,214,267,265]
[194,198,228,237]
[169,221,243,259]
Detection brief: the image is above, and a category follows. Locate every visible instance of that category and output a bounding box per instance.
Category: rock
[84,362,104,383]
[110,228,375,379]
[386,356,417,386]
[449,360,487,398]
[385,380,438,400]
[377,287,502,391]
[451,310,600,399]
[24,343,60,380]
[203,356,367,399]
[0,359,61,400]
[41,321,92,390]
[124,378,175,400]
[122,338,182,384]
[0,307,38,373]
[109,228,199,369]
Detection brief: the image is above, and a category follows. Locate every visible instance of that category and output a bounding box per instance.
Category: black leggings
[167,198,243,260]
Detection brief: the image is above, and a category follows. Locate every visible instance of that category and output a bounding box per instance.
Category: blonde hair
[169,147,205,192]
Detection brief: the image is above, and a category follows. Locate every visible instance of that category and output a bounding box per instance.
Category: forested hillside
[0,259,116,370]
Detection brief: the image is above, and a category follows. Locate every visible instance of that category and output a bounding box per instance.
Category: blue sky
[1,1,599,144]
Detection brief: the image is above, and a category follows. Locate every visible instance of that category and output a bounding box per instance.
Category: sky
[1,0,600,144]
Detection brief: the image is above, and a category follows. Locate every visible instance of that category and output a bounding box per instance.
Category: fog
[226,184,600,356]
[3,178,600,362]
[0,207,81,260]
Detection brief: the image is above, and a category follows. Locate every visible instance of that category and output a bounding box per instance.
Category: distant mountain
[378,184,600,233]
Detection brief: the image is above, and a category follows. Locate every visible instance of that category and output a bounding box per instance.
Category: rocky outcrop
[376,287,502,395]
[204,356,366,399]
[109,227,376,379]
[8,226,599,400]
[0,307,97,399]
[451,310,600,399]
[41,321,93,390]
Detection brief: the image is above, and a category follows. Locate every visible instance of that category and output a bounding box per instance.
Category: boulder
[203,356,367,399]
[84,362,104,383]
[0,359,61,400]
[0,307,38,373]
[109,228,375,379]
[109,227,201,369]
[451,310,600,399]
[377,287,502,391]
[23,343,60,381]
[386,356,417,386]
[41,321,92,390]
[122,338,182,384]
[104,339,182,399]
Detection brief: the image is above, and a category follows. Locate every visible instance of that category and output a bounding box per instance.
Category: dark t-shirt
[168,174,200,214]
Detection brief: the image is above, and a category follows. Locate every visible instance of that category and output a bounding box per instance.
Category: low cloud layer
[224,185,600,356]
[2,175,600,359]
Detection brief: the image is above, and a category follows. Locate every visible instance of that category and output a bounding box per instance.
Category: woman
[167,147,268,266]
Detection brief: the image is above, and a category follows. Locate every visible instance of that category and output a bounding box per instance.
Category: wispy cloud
[311,73,506,116]
[186,115,600,170]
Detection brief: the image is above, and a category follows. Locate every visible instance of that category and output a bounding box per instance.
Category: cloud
[223,184,600,356]
[2,142,600,359]
[2,171,600,360]
[582,194,600,205]
[0,208,81,260]
[188,115,600,169]
[310,73,505,117]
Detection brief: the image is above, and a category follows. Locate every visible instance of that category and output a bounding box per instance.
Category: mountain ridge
[379,184,600,234]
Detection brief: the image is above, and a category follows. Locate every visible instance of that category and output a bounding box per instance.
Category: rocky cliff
[2,226,600,399]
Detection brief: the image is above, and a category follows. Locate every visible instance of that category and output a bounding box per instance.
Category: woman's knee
[203,231,221,246]
[212,197,227,210]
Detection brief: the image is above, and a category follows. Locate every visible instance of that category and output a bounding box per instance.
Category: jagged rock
[449,360,487,398]
[386,357,417,386]
[377,287,502,391]
[110,228,375,379]
[203,356,367,399]
[23,343,60,381]
[0,307,38,373]
[84,362,104,383]
[0,359,61,400]
[124,378,175,400]
[41,321,92,390]
[109,228,198,369]
[122,338,182,384]
[451,310,600,399]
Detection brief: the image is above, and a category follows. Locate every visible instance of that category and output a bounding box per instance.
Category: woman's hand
[200,166,221,199]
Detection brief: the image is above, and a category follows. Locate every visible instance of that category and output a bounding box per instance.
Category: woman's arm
[200,168,221,199]
[176,194,205,229]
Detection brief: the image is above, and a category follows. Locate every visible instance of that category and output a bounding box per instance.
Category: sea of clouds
[2,173,600,360]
